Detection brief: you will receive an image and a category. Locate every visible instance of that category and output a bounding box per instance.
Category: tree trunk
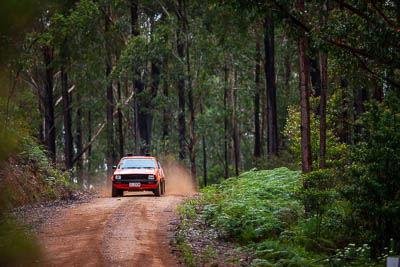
[176,0,186,161]
[254,37,261,159]
[42,46,56,164]
[372,81,383,102]
[162,61,169,140]
[232,71,240,176]
[397,0,400,24]
[117,81,124,158]
[105,7,115,174]
[284,47,292,89]
[106,75,114,168]
[298,0,312,174]
[134,92,140,155]
[200,92,207,187]
[224,65,229,179]
[123,77,131,153]
[298,41,312,173]
[202,135,207,186]
[339,79,351,144]
[88,110,92,172]
[310,48,321,98]
[161,15,169,142]
[319,1,328,170]
[61,66,73,170]
[139,59,159,154]
[182,0,196,185]
[264,15,279,156]
[75,90,83,180]
[320,51,328,169]
[260,70,267,157]
[38,98,44,143]
[131,0,141,155]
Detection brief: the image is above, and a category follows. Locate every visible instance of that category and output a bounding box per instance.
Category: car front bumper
[112,180,159,190]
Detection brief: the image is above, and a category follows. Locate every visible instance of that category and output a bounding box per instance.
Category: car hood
[113,168,157,175]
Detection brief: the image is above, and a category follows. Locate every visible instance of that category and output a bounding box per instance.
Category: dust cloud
[162,160,196,196]
[79,172,111,198]
[95,179,112,197]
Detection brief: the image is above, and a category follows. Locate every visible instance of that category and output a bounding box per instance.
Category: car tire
[112,186,118,197]
[112,186,123,197]
[162,180,166,195]
[154,182,161,197]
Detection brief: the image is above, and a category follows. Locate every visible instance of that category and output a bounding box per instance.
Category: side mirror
[112,165,117,170]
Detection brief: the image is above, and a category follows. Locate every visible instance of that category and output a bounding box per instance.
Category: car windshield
[118,158,156,169]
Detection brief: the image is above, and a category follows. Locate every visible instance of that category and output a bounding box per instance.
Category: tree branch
[270,0,310,32]
[353,53,400,88]
[333,0,370,21]
[157,0,171,17]
[370,1,400,31]
[99,6,128,43]
[330,39,374,60]
[55,85,75,106]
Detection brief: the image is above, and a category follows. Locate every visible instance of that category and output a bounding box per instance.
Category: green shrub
[200,168,303,244]
[342,95,400,256]
[296,170,340,239]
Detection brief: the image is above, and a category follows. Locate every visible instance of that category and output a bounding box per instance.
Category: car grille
[121,174,148,180]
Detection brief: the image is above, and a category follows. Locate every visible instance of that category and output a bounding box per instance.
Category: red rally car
[111,155,166,197]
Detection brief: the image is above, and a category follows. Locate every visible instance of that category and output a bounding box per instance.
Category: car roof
[121,156,157,160]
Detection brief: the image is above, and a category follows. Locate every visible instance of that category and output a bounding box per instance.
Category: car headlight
[115,175,121,180]
[148,175,155,180]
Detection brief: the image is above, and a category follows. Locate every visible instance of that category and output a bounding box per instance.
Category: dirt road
[38,192,185,267]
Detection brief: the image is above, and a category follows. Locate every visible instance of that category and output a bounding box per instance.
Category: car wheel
[118,189,124,197]
[154,183,161,197]
[162,180,166,195]
[112,186,118,197]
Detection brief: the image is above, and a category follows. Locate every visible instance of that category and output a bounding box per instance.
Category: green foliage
[0,98,30,162]
[178,167,390,265]
[296,170,340,239]
[194,168,329,265]
[200,168,303,243]
[19,136,49,167]
[342,95,400,255]
[283,98,347,169]
[254,152,300,171]
[179,241,196,267]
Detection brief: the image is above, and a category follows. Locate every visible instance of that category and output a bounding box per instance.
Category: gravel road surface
[38,192,185,267]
